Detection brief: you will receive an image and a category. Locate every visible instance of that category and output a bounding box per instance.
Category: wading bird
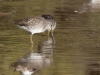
[11,15,56,44]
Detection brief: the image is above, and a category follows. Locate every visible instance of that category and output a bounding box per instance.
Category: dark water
[0,0,100,75]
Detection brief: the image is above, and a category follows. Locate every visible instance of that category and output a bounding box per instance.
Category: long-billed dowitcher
[11,15,56,44]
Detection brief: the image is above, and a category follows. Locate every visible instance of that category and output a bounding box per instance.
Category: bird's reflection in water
[87,63,100,75]
[11,35,55,75]
[38,35,55,54]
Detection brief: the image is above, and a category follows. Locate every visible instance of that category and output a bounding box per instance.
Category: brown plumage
[11,15,56,44]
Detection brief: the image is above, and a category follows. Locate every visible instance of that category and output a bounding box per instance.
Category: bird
[10,15,56,44]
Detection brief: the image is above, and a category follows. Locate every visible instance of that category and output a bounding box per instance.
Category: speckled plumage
[11,15,56,44]
[12,15,56,35]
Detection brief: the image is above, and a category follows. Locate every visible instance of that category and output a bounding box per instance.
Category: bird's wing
[11,16,46,28]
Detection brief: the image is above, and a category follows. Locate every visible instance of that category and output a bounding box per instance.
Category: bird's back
[12,16,47,28]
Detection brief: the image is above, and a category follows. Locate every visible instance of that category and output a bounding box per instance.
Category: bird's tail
[9,19,15,23]
[9,19,19,25]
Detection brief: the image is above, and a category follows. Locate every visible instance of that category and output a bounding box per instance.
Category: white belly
[19,26,44,34]
[30,28,43,34]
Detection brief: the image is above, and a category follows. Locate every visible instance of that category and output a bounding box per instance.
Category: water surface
[0,0,100,75]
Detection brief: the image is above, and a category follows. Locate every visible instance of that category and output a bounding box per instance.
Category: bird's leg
[30,35,34,44]
[50,29,53,37]
[30,44,34,52]
[42,32,45,36]
[48,30,50,36]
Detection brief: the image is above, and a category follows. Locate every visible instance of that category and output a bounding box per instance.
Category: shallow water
[0,0,100,75]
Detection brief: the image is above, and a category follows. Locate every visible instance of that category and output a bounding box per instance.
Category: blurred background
[0,0,100,75]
